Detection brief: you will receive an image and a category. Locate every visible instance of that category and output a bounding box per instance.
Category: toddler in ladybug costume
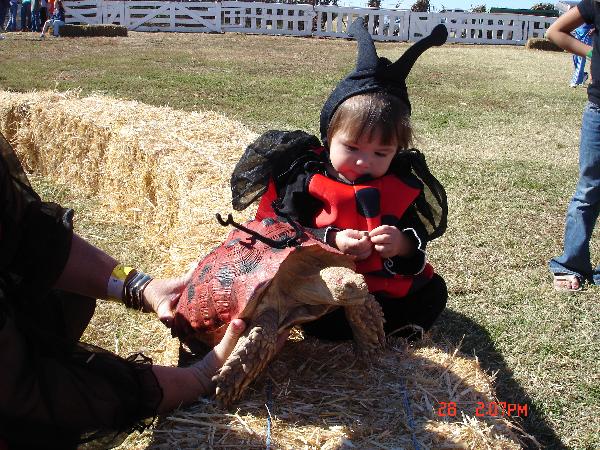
[230,18,449,341]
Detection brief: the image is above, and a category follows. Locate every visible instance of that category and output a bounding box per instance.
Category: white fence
[63,0,556,45]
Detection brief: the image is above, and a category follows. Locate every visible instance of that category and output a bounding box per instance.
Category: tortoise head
[307,266,369,306]
[271,245,368,306]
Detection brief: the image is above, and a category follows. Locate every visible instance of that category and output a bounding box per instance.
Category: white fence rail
[221,1,313,35]
[63,0,556,45]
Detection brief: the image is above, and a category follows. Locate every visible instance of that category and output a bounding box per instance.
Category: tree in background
[531,3,555,11]
[471,5,486,13]
[411,0,430,13]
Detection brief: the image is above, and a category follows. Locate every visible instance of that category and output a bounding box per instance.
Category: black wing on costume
[230,130,321,211]
[390,149,448,241]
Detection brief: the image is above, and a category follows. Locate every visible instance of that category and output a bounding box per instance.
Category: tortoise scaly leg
[345,294,386,358]
[214,308,278,407]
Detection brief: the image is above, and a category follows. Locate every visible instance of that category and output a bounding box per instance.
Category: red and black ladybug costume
[232,131,448,339]
[255,146,434,298]
[230,19,449,340]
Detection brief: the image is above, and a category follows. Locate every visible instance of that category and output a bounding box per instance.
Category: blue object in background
[571,23,594,87]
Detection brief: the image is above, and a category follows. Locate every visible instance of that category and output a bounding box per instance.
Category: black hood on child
[319,18,448,145]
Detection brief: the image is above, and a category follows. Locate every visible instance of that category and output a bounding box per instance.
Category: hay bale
[0,90,531,448]
[60,24,128,37]
[0,90,257,277]
[151,337,530,449]
[525,38,563,52]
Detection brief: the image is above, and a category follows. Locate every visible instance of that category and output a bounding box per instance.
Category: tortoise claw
[345,294,386,360]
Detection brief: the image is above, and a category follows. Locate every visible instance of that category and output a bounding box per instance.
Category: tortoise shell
[173,217,349,346]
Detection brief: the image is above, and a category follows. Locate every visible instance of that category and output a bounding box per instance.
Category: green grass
[2,31,599,449]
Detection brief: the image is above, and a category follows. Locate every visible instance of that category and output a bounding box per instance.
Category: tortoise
[173,216,385,406]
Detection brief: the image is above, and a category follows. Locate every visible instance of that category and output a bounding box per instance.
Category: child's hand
[369,225,415,258]
[330,229,373,260]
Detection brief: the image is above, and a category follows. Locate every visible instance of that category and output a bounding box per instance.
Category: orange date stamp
[437,401,528,417]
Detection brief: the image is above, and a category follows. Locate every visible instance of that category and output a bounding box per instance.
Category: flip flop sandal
[553,273,583,292]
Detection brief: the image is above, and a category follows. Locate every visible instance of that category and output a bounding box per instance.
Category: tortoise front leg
[344,294,386,358]
[214,308,278,407]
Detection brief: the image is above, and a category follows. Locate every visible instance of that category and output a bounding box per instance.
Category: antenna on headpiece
[318,18,448,145]
[348,18,378,73]
[384,24,448,81]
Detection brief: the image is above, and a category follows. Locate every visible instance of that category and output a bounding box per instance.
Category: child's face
[328,129,397,182]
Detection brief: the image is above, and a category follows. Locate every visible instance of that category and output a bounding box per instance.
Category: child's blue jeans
[550,101,600,284]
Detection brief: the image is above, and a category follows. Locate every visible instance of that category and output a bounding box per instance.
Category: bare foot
[553,274,582,292]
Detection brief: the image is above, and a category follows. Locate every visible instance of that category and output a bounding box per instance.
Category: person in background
[40,0,63,37]
[0,0,9,32]
[20,0,30,31]
[31,0,40,32]
[547,0,600,291]
[570,22,594,87]
[5,0,18,31]
[39,0,47,27]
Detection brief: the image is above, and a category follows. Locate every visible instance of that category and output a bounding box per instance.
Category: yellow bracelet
[107,263,134,301]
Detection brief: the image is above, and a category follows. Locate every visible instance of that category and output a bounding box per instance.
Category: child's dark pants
[302,274,447,340]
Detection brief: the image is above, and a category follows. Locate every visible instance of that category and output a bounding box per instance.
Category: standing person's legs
[550,101,600,286]
[25,6,31,30]
[20,4,30,31]
[0,2,7,31]
[6,3,16,31]
[31,8,39,32]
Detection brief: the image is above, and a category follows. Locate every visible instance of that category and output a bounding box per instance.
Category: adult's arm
[546,6,590,56]
[53,233,119,299]
[0,309,249,445]
[1,136,289,446]
[54,236,254,410]
[154,318,247,413]
[53,233,190,323]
